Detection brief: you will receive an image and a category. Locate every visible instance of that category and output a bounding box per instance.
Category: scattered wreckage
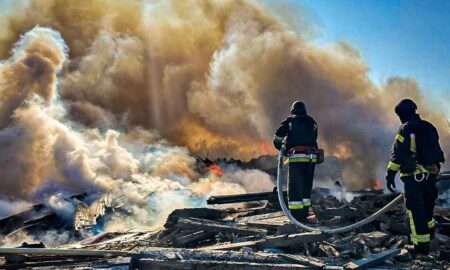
[1,158,450,269]
[1,188,450,269]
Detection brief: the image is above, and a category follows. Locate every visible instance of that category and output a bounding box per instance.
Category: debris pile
[1,189,450,269]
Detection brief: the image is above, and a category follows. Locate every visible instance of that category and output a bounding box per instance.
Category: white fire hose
[277,147,404,234]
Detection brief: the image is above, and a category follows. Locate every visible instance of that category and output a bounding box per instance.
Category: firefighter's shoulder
[282,117,292,124]
[290,114,314,121]
[398,121,414,135]
[420,119,438,132]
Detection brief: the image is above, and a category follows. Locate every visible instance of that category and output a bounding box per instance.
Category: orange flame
[208,164,223,177]
[374,179,383,190]
[260,141,277,156]
[334,142,353,159]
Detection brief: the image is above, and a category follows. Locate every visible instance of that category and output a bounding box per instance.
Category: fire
[333,142,353,159]
[374,179,383,190]
[208,164,223,177]
[260,141,278,156]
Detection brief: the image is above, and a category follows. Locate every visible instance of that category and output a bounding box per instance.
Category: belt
[289,153,317,159]
[288,146,317,155]
[287,153,317,163]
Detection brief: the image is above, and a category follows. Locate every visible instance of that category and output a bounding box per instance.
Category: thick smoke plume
[0,23,273,241]
[0,0,449,226]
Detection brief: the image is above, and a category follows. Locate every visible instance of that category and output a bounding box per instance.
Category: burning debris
[1,188,450,269]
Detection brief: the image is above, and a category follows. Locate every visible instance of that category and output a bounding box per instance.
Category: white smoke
[0,26,273,245]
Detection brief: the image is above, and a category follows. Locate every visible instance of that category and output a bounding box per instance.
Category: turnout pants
[288,161,316,221]
[401,173,438,254]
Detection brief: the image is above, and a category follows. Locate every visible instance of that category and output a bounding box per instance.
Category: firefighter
[386,99,445,255]
[273,101,318,221]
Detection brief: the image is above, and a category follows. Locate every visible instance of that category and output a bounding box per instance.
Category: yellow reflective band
[289,158,317,163]
[411,234,430,243]
[400,166,429,177]
[418,165,428,173]
[407,211,430,244]
[428,219,436,229]
[387,161,401,171]
[410,133,416,152]
[407,210,417,236]
[289,204,304,210]
[303,199,311,207]
[289,201,304,210]
[400,171,416,177]
[290,153,317,159]
[396,134,405,143]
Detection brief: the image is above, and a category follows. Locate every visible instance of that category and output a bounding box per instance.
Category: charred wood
[343,248,400,269]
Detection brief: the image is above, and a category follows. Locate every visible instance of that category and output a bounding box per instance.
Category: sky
[264,0,450,100]
[0,0,12,12]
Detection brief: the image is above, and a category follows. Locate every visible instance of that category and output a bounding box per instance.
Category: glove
[273,140,282,151]
[385,170,397,193]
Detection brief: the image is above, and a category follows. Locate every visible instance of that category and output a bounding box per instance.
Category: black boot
[414,243,430,256]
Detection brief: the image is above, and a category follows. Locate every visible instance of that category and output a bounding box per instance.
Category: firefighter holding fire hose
[273,101,322,222]
[386,99,445,255]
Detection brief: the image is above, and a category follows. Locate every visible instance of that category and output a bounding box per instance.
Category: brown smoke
[0,0,449,196]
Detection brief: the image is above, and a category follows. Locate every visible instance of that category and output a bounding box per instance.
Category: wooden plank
[0,205,50,235]
[277,254,325,269]
[1,257,127,270]
[243,223,280,231]
[255,232,326,249]
[199,241,257,251]
[245,219,290,231]
[138,259,314,270]
[207,191,287,205]
[164,208,228,228]
[200,232,326,250]
[236,212,285,224]
[79,232,124,246]
[344,248,400,270]
[276,224,299,235]
[0,247,131,257]
[172,230,215,247]
[177,218,267,236]
[130,247,290,264]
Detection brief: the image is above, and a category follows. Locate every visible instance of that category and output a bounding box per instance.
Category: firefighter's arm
[434,125,445,163]
[313,121,318,148]
[387,126,411,173]
[273,119,289,150]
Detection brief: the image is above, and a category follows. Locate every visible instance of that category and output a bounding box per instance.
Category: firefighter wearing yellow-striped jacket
[386,99,445,255]
[273,101,318,221]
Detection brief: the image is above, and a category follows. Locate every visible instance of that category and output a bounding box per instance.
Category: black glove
[273,140,282,151]
[385,170,397,193]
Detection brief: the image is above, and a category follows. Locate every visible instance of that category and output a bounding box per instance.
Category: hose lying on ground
[277,148,404,234]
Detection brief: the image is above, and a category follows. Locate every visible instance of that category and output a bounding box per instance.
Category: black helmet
[290,101,307,115]
[395,99,417,116]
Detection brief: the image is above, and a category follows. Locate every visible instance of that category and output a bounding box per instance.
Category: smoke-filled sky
[261,0,450,103]
[0,0,449,207]
[3,0,449,99]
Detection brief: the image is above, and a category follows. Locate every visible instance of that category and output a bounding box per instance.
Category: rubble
[1,188,450,269]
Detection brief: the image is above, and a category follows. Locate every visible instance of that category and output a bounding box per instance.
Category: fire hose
[276,146,404,234]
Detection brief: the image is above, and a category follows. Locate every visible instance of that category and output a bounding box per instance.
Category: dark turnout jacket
[273,114,318,151]
[388,114,444,173]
